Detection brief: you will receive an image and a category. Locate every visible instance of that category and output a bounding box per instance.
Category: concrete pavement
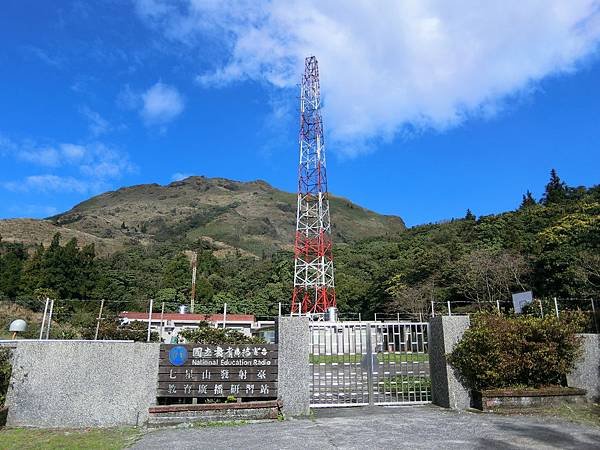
[131,405,600,449]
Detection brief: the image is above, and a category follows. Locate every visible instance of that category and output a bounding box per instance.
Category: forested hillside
[0,170,598,336]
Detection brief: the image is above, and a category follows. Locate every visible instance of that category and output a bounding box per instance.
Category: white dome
[9,319,27,332]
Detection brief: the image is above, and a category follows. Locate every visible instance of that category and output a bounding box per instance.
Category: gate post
[429,316,471,409]
[278,316,311,416]
[365,323,374,406]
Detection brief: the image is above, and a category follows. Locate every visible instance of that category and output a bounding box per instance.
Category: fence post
[278,302,282,318]
[147,298,153,342]
[39,297,49,340]
[374,313,377,322]
[539,298,544,317]
[591,299,598,333]
[94,299,105,341]
[447,300,452,316]
[46,298,55,339]
[553,297,559,318]
[358,312,362,321]
[496,299,500,313]
[431,300,435,317]
[223,302,227,329]
[159,302,165,342]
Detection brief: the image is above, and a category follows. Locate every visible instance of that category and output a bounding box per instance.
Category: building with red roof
[119,311,274,343]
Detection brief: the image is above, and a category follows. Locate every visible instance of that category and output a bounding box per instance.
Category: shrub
[0,348,12,406]
[179,322,264,345]
[93,318,159,342]
[447,312,585,391]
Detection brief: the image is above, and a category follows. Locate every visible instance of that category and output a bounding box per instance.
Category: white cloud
[117,84,141,110]
[3,175,90,194]
[18,146,62,167]
[2,138,87,168]
[141,82,185,125]
[80,107,111,137]
[0,134,135,194]
[171,172,191,181]
[135,0,600,155]
[20,45,63,68]
[60,143,86,161]
[78,143,136,179]
[0,134,17,156]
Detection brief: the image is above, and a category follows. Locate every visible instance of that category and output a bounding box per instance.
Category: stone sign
[157,344,278,398]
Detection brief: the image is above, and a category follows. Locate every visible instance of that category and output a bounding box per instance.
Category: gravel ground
[132,405,600,449]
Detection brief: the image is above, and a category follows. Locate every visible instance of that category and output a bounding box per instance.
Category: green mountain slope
[3,176,405,256]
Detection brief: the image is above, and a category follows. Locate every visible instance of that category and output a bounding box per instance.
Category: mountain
[0,176,405,256]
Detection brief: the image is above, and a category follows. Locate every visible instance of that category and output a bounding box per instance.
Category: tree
[0,242,27,298]
[464,209,476,221]
[520,190,537,209]
[542,169,567,205]
[577,251,600,297]
[386,275,434,317]
[451,249,529,307]
[155,288,187,311]
[161,253,191,301]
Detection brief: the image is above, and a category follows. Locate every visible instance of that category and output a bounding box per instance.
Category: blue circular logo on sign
[169,346,188,366]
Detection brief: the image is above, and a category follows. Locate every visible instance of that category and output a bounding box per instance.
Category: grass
[191,420,249,428]
[493,403,600,428]
[381,375,431,394]
[548,403,600,427]
[310,352,429,364]
[0,427,141,450]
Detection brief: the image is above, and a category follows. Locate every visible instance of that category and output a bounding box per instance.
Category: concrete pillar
[429,315,471,409]
[567,334,600,402]
[277,316,310,416]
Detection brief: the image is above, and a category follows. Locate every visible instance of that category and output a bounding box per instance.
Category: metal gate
[309,322,430,407]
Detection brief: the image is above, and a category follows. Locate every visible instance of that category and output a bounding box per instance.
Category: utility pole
[190,251,197,313]
[291,56,336,317]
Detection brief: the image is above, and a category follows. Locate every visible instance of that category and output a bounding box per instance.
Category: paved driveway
[132,405,600,449]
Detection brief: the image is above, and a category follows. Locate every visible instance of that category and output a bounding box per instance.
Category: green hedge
[0,348,12,406]
[447,313,584,391]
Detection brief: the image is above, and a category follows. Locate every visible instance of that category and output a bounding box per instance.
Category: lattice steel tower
[291,56,336,316]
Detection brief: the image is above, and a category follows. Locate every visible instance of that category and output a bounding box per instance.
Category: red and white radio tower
[291,56,336,316]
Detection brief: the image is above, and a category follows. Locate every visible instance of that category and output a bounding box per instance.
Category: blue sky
[1,1,599,226]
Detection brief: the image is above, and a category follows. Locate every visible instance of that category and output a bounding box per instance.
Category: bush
[92,318,159,342]
[0,348,12,406]
[447,312,585,391]
[179,322,264,345]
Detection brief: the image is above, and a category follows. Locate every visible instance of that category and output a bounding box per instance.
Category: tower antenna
[291,56,336,317]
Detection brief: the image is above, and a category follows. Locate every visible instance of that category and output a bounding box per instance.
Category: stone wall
[5,325,312,427]
[277,317,310,416]
[429,315,471,409]
[567,334,600,402]
[6,341,160,428]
